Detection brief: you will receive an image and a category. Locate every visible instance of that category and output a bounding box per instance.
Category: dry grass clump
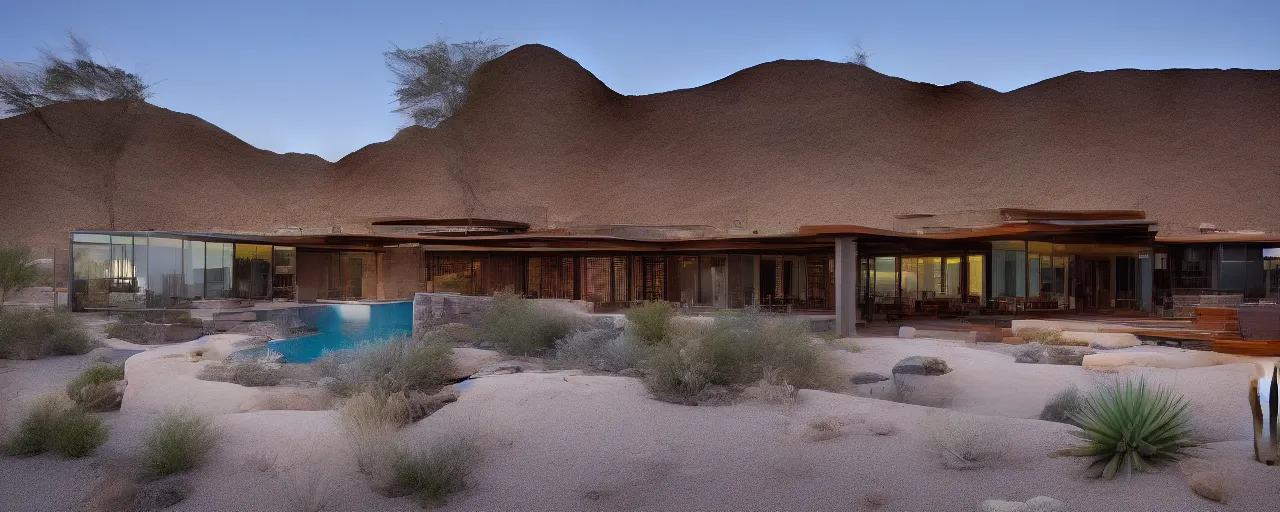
[142,410,217,477]
[807,417,846,442]
[1040,385,1084,425]
[5,394,106,457]
[478,294,581,356]
[313,337,455,396]
[1019,328,1089,347]
[196,360,285,387]
[554,328,646,372]
[643,311,843,403]
[1045,345,1090,365]
[625,301,674,345]
[928,411,1006,469]
[0,309,95,359]
[378,436,480,508]
[341,389,413,473]
[66,364,125,411]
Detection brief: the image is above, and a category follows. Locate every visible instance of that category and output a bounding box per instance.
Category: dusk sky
[3,0,1277,161]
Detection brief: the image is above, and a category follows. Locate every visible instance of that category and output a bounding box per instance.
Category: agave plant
[1059,377,1198,479]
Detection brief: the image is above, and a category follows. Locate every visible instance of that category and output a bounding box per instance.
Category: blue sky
[2,0,1277,161]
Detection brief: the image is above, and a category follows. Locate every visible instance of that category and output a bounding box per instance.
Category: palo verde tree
[0,33,153,116]
[0,245,42,309]
[384,37,509,127]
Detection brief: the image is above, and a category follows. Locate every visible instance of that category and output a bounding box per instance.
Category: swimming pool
[256,302,413,363]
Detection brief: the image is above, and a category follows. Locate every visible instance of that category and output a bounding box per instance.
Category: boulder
[891,356,951,376]
[897,326,916,338]
[980,496,1065,512]
[866,418,897,436]
[1188,471,1225,503]
[851,372,891,385]
[449,348,506,379]
[470,361,524,378]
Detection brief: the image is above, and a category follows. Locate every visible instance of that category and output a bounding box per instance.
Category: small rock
[980,499,1025,512]
[851,372,891,385]
[864,485,890,507]
[897,326,917,338]
[1188,471,1225,503]
[891,356,952,376]
[980,496,1065,512]
[866,418,897,436]
[1023,496,1065,512]
[470,361,524,378]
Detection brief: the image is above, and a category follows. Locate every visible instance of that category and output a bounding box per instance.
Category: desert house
[66,208,1280,343]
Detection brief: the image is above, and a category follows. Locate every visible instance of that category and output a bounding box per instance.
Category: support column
[835,237,859,337]
[1138,250,1154,314]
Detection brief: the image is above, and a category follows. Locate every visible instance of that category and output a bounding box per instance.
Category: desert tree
[846,42,871,67]
[0,245,42,309]
[384,37,510,127]
[0,33,153,116]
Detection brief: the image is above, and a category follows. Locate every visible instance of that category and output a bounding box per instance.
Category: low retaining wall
[411,293,599,339]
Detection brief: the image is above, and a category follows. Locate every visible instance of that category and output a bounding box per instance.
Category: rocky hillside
[3,44,1278,250]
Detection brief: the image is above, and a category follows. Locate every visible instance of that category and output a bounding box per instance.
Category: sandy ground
[2,336,1279,511]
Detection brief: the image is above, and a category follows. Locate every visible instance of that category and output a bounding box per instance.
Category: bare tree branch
[384,37,509,127]
[0,32,154,116]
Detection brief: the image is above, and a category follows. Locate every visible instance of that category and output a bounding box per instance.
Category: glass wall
[234,244,273,300]
[205,243,233,299]
[698,255,728,308]
[1265,248,1280,299]
[944,257,962,297]
[871,257,897,298]
[966,254,985,299]
[991,241,1027,298]
[677,256,698,305]
[183,240,205,299]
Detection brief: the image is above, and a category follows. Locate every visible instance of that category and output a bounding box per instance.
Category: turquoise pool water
[255,302,413,363]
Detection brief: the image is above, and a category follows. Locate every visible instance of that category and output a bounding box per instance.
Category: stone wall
[412,293,496,338]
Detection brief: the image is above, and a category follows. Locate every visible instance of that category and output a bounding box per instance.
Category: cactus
[1250,363,1279,464]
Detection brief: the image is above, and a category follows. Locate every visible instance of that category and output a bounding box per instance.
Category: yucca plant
[1059,377,1198,479]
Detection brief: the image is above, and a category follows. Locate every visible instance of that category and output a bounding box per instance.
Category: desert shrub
[0,244,43,306]
[554,328,646,372]
[478,295,580,356]
[643,344,712,402]
[928,412,1005,469]
[1040,385,1084,425]
[314,337,455,396]
[196,360,285,387]
[143,411,217,477]
[340,389,413,474]
[6,394,106,457]
[1019,328,1089,347]
[1059,377,1197,479]
[643,311,842,402]
[0,309,94,359]
[625,301,674,345]
[1045,345,1089,366]
[380,437,480,508]
[67,364,125,411]
[1013,343,1046,364]
[342,390,413,432]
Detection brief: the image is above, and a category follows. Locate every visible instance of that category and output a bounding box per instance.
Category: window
[967,254,985,299]
[1265,248,1280,298]
[872,257,897,298]
[991,241,1027,297]
[699,255,727,307]
[184,240,205,299]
